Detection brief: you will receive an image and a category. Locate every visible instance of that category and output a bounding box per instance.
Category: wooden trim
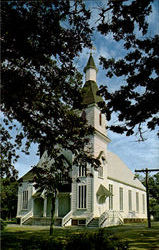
[107,176,146,192]
[94,129,111,143]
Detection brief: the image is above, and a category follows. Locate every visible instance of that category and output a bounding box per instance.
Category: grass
[1,222,159,249]
[104,222,159,249]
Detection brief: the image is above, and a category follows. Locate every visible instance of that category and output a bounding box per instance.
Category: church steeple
[82,53,103,106]
[84,53,98,82]
[81,53,110,142]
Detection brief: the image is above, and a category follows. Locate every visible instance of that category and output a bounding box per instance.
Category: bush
[1,228,129,249]
[65,229,128,250]
[0,218,7,231]
[153,204,159,221]
[2,237,63,250]
[5,218,18,224]
[20,238,63,250]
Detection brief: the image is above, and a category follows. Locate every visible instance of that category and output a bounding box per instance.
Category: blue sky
[15,0,159,177]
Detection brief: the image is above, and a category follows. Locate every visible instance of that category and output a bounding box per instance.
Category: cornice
[94,129,111,143]
[107,176,146,192]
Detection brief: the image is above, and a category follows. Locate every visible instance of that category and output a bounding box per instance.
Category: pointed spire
[82,53,103,106]
[84,53,98,83]
[84,53,98,73]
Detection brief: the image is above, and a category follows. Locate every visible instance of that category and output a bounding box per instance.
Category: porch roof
[96,184,112,197]
[32,191,42,198]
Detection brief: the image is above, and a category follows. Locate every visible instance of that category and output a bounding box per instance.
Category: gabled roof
[81,80,103,105]
[19,152,72,183]
[107,151,146,191]
[84,53,98,73]
[19,169,34,182]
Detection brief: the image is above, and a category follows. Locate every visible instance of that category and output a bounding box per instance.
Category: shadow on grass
[1,222,159,250]
[103,222,159,249]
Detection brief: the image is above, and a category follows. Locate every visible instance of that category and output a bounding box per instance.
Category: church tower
[82,53,110,159]
[81,53,111,217]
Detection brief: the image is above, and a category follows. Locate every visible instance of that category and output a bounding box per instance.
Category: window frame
[136,192,139,213]
[78,166,87,177]
[22,190,28,210]
[78,185,87,209]
[99,112,102,126]
[128,190,132,212]
[98,166,103,178]
[142,194,145,214]
[119,187,123,211]
[109,184,113,210]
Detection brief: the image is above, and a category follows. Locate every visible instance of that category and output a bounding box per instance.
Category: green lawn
[1,222,159,249]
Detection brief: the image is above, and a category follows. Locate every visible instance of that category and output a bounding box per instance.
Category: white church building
[17,54,147,227]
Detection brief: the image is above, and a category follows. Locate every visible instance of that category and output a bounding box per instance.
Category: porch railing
[62,211,72,227]
[21,211,33,225]
[99,210,124,227]
[86,213,94,226]
[99,211,109,227]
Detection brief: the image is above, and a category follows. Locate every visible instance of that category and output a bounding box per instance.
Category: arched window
[98,166,103,178]
[22,190,28,209]
[99,112,102,126]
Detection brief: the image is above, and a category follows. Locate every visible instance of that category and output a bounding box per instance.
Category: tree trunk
[49,191,57,236]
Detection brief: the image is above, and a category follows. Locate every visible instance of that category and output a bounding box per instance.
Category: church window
[109,184,113,210]
[119,187,123,211]
[136,192,139,213]
[98,166,103,178]
[142,194,145,214]
[78,166,87,177]
[99,112,102,126]
[102,156,106,165]
[78,185,87,209]
[128,190,132,211]
[22,190,28,210]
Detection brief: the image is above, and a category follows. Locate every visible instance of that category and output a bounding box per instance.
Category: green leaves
[140,172,159,220]
[97,1,158,139]
[1,178,18,219]
[1,0,93,178]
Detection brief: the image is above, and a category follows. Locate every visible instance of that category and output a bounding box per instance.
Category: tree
[1,1,100,235]
[135,172,159,220]
[96,0,159,139]
[1,178,18,220]
[2,0,158,233]
[148,173,159,220]
[1,0,96,178]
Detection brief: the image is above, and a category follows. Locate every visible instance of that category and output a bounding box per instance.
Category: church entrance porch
[33,197,44,217]
[57,193,71,217]
[22,193,71,226]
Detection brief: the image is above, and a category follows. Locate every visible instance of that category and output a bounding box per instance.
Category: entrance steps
[23,217,63,226]
[87,218,99,228]
[23,217,51,225]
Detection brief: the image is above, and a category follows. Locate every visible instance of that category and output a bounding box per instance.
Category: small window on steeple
[99,112,102,126]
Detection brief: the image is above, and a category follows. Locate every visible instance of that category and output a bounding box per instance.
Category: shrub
[20,238,63,250]
[5,218,18,224]
[65,229,128,250]
[0,218,7,231]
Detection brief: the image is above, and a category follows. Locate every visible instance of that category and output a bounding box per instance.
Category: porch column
[43,198,47,217]
[55,196,58,217]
